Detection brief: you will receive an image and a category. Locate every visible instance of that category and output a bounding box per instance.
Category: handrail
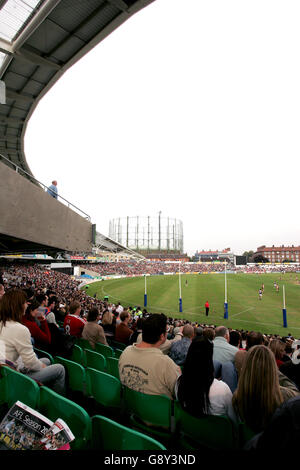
[0,153,91,222]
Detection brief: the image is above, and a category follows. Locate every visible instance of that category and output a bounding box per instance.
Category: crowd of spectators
[83,260,300,277]
[82,260,235,276]
[0,262,300,451]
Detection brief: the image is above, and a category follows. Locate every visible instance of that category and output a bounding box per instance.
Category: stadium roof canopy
[94,231,145,259]
[0,0,155,174]
[0,0,153,259]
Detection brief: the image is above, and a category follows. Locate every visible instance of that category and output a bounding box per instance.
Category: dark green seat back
[0,366,40,409]
[109,340,126,351]
[85,349,107,373]
[106,357,119,379]
[39,386,91,450]
[123,387,172,430]
[78,338,94,351]
[86,368,121,408]
[91,415,166,450]
[69,344,85,365]
[55,356,86,394]
[174,400,236,450]
[94,343,114,360]
[113,348,123,359]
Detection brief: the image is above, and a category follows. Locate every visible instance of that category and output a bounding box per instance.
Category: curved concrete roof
[0,0,155,176]
[0,0,152,259]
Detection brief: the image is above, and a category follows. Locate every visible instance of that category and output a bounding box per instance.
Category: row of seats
[1,337,257,450]
[0,365,166,450]
[34,340,256,451]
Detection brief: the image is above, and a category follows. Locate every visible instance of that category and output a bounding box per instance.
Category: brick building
[254,245,300,263]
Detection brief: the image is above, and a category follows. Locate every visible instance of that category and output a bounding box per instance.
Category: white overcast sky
[25,0,300,256]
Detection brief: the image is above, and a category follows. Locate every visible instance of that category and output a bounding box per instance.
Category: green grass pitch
[83,273,300,337]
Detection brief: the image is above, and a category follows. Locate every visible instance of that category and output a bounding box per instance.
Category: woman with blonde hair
[100,309,116,337]
[269,338,286,368]
[232,345,297,433]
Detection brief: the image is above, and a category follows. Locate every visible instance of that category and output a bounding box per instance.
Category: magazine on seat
[0,401,74,450]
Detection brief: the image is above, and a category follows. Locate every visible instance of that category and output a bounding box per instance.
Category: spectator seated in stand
[44,295,59,328]
[114,310,133,346]
[175,336,237,424]
[22,299,52,350]
[232,345,299,434]
[119,313,181,398]
[0,289,65,395]
[213,326,238,364]
[244,395,300,451]
[269,338,288,368]
[129,317,144,345]
[63,301,86,338]
[168,324,195,366]
[234,331,264,378]
[100,309,116,338]
[82,307,108,348]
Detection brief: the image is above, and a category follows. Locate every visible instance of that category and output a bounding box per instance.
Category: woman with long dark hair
[175,336,237,423]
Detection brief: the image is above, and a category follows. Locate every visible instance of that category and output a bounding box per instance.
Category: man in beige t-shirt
[119,313,181,399]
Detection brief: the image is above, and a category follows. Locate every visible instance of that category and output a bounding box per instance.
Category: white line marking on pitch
[231,307,255,318]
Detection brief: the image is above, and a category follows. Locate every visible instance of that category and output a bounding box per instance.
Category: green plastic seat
[34,347,54,364]
[0,365,40,409]
[94,343,114,360]
[85,349,107,373]
[86,368,121,409]
[91,415,166,450]
[39,386,91,450]
[78,338,94,352]
[113,348,123,359]
[55,356,86,394]
[123,387,173,440]
[174,400,236,450]
[69,344,85,366]
[109,340,127,351]
[106,356,120,380]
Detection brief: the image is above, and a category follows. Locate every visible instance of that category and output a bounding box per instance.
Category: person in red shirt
[114,310,133,345]
[63,301,86,338]
[205,301,210,317]
[22,299,51,349]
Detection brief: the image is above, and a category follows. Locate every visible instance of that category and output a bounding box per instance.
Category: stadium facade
[109,214,184,255]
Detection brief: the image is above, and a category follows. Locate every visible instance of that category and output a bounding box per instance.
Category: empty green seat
[55,356,86,394]
[113,349,123,359]
[86,368,121,409]
[109,340,127,351]
[85,349,107,373]
[106,357,119,380]
[78,338,94,352]
[39,386,91,450]
[123,387,173,440]
[174,400,236,450]
[94,343,114,360]
[0,365,40,409]
[91,415,166,450]
[69,344,85,366]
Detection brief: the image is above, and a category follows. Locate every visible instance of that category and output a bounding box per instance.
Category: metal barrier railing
[0,153,91,222]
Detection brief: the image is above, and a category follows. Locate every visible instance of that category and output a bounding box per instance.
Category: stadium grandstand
[0,0,300,455]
